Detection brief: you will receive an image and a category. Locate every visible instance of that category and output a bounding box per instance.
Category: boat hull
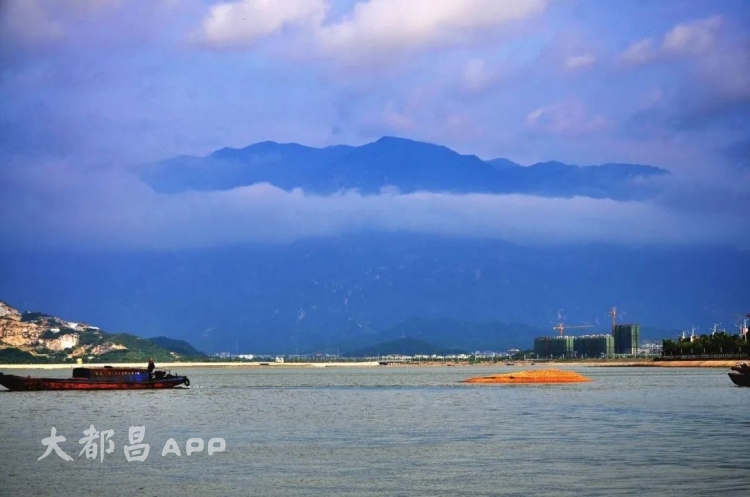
[0,373,189,391]
[728,372,750,387]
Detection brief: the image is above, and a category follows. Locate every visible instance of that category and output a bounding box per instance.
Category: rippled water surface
[1,365,748,496]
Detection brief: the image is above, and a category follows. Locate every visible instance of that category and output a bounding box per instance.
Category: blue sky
[0,0,748,249]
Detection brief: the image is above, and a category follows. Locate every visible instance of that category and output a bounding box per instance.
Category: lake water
[1,365,748,496]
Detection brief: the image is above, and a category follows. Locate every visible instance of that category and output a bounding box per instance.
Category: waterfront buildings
[574,334,614,358]
[533,334,615,359]
[613,324,641,354]
[534,336,574,358]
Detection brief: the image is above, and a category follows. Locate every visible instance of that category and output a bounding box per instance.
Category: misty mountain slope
[342,337,468,357]
[140,136,670,199]
[335,318,547,354]
[492,161,669,198]
[1,236,746,354]
[144,141,356,193]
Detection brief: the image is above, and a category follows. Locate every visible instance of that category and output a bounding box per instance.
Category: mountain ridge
[141,136,670,199]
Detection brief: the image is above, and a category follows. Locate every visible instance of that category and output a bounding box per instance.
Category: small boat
[0,366,190,391]
[728,372,750,387]
[728,362,750,387]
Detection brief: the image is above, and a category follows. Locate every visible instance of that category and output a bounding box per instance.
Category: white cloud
[620,38,655,64]
[463,58,496,91]
[564,54,596,71]
[317,0,548,59]
[197,0,327,47]
[525,101,609,137]
[620,15,722,65]
[1,160,748,251]
[663,15,721,54]
[378,101,415,132]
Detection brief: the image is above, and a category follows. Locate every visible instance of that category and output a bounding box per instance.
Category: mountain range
[141,136,669,199]
[1,137,746,355]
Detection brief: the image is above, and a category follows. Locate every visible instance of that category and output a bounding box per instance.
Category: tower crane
[553,323,594,336]
[609,307,617,334]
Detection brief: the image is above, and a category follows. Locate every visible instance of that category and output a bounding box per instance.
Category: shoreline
[0,361,383,369]
[540,360,739,368]
[0,359,742,369]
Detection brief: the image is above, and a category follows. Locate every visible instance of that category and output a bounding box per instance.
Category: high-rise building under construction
[613,324,640,354]
[573,334,614,358]
[534,334,614,358]
[534,336,574,358]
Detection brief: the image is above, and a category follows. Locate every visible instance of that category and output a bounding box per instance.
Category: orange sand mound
[461,368,591,384]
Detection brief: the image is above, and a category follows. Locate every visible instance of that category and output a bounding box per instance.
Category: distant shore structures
[534,322,641,359]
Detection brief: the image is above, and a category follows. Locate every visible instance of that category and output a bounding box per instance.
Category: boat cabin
[72,367,151,382]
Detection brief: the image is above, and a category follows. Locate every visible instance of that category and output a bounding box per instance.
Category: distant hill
[140,136,669,200]
[3,236,748,355]
[342,337,466,357]
[150,336,206,357]
[335,317,548,355]
[0,300,206,363]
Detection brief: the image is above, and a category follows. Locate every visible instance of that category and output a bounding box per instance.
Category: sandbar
[461,368,591,384]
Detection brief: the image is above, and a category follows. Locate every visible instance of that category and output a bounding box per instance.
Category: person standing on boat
[147,358,155,379]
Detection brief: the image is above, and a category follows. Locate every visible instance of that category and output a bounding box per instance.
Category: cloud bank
[1,160,747,251]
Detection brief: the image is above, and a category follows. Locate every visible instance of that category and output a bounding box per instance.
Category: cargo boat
[0,366,190,391]
[728,362,750,387]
